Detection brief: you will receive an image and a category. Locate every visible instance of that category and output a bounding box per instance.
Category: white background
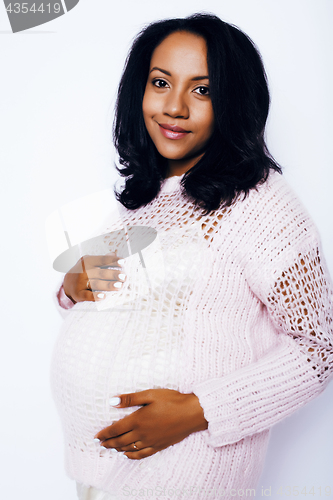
[0,0,332,499]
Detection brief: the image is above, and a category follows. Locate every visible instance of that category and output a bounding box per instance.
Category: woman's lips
[158,123,190,140]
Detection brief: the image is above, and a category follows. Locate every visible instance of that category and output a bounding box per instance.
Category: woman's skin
[63,254,125,304]
[142,30,214,178]
[64,31,214,458]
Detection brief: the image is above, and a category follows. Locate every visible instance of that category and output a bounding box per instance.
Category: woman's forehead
[149,31,208,75]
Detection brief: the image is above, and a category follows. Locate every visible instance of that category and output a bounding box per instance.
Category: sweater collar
[160,174,185,194]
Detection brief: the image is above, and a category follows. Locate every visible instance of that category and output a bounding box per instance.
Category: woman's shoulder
[248,170,299,206]
[244,170,314,228]
[233,171,320,263]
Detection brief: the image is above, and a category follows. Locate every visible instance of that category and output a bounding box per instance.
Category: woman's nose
[163,89,189,118]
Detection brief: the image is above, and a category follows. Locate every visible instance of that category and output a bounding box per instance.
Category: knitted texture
[51,172,333,500]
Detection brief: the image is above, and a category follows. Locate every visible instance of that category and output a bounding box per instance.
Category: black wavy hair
[114,13,281,212]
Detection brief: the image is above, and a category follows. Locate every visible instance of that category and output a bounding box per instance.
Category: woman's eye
[152,79,168,88]
[194,86,210,96]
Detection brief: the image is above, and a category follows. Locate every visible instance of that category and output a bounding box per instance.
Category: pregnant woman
[51,13,333,500]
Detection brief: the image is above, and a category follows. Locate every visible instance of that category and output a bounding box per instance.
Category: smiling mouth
[158,123,190,139]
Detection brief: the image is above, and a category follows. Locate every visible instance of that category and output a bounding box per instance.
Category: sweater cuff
[57,284,75,309]
[192,341,322,448]
[192,378,242,447]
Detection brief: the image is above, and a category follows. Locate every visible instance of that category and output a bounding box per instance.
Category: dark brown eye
[194,86,210,96]
[153,79,168,88]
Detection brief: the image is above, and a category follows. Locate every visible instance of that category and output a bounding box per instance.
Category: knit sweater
[51,172,333,500]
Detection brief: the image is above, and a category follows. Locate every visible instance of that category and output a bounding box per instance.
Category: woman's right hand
[63,254,126,303]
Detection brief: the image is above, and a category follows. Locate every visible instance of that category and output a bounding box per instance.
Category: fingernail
[93,438,100,443]
[118,259,125,266]
[97,293,105,299]
[114,282,122,288]
[109,396,121,406]
[118,274,126,281]
[101,445,107,450]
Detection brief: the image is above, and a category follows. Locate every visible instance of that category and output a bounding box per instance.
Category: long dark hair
[114,13,281,212]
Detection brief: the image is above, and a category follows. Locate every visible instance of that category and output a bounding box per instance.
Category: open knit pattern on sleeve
[51,172,333,500]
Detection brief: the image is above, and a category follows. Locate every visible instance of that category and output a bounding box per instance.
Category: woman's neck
[166,154,204,178]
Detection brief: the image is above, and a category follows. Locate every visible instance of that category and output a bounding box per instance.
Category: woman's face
[142,31,214,177]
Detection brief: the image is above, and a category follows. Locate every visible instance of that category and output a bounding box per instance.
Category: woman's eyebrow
[150,66,209,81]
[191,75,209,81]
[150,66,171,76]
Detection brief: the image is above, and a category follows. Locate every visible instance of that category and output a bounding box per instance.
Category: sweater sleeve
[192,241,333,448]
[53,281,75,318]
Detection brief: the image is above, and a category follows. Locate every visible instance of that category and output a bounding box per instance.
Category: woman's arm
[191,244,333,447]
[55,254,126,315]
[54,205,129,312]
[95,244,333,457]
[95,389,208,459]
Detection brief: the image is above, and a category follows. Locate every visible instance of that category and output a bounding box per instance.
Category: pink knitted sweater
[51,172,333,499]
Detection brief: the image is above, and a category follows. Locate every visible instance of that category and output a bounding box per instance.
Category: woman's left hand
[94,389,208,459]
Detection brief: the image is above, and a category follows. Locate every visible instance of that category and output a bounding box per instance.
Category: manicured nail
[114,282,122,288]
[118,259,125,266]
[109,396,121,406]
[101,445,107,450]
[93,438,100,443]
[118,274,126,280]
[97,293,105,299]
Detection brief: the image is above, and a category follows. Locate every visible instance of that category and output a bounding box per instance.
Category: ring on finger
[133,442,138,450]
[87,279,91,290]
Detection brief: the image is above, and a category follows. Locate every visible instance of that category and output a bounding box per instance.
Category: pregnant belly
[50,298,183,446]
